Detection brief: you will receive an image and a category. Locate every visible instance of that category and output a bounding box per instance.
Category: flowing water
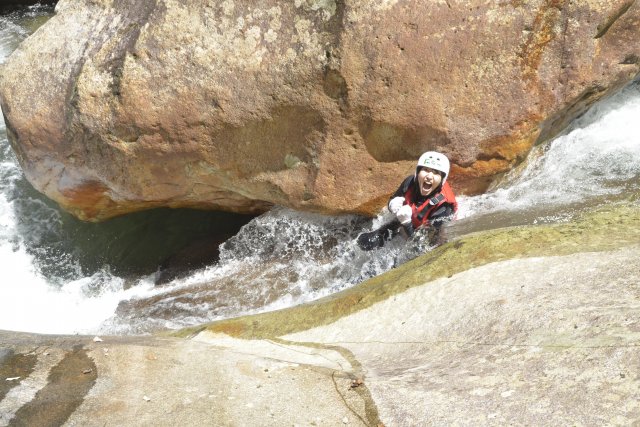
[1,5,639,335]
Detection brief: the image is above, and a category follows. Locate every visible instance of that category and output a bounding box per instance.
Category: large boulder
[1,0,640,220]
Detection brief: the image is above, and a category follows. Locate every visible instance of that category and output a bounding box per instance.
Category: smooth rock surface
[0,333,371,426]
[286,246,640,425]
[2,245,639,425]
[2,0,640,219]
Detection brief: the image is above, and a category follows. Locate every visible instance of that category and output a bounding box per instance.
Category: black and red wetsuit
[357,175,457,251]
[391,175,458,230]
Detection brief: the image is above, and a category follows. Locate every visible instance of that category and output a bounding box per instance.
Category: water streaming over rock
[450,83,640,236]
[0,5,638,335]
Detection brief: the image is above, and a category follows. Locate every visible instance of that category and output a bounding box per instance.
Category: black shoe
[357,230,385,251]
[356,221,401,251]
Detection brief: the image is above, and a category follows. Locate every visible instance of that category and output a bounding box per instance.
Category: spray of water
[458,81,640,221]
[106,207,436,334]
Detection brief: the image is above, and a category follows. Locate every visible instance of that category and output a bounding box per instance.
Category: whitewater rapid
[458,82,640,220]
[0,5,638,335]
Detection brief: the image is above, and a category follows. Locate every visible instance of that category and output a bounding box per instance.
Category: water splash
[107,207,437,334]
[458,81,640,221]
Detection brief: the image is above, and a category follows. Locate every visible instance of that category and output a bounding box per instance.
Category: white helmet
[416,151,450,184]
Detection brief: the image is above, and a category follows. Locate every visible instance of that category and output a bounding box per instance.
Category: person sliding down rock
[357,151,458,251]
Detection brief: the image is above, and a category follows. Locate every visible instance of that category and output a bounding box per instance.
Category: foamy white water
[0,5,142,334]
[457,82,640,220]
[0,179,134,333]
[103,207,422,334]
[0,120,159,333]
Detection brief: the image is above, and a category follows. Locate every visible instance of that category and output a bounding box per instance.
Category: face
[417,167,443,196]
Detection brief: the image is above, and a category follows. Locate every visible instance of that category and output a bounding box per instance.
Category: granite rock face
[284,245,640,425]
[1,0,640,220]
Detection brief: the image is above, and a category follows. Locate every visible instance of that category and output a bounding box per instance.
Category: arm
[388,176,414,211]
[428,204,455,225]
[426,203,455,246]
[403,204,454,240]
